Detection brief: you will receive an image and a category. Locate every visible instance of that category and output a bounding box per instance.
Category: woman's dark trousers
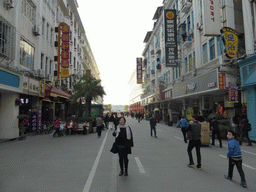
[150,127,157,137]
[240,131,252,145]
[118,150,129,173]
[97,126,102,137]
[212,130,222,147]
[181,127,187,143]
[187,140,201,166]
[228,157,246,182]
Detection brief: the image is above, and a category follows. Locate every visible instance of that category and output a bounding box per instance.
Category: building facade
[141,0,251,134]
[0,0,101,139]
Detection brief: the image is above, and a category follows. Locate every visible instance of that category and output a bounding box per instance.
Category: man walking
[210,117,222,147]
[95,115,103,138]
[186,115,202,169]
[177,116,189,143]
[149,114,157,138]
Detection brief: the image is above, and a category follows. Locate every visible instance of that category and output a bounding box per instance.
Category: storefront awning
[45,84,71,99]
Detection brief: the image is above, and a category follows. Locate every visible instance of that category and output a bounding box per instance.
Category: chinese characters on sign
[228,83,239,103]
[31,112,38,131]
[218,73,226,90]
[61,24,70,78]
[137,58,143,84]
[164,10,178,67]
[221,27,238,58]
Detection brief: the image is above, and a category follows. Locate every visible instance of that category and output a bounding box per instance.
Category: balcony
[181,0,192,13]
[181,33,193,47]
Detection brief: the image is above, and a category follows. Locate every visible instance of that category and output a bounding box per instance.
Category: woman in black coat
[113,117,134,176]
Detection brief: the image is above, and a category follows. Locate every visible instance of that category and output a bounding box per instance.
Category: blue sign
[0,70,20,88]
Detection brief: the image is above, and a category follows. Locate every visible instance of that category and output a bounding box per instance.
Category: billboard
[164,9,178,67]
[203,0,221,36]
[221,27,239,58]
[136,58,143,84]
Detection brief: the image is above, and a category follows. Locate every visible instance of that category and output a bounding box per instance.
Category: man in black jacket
[186,115,202,169]
[149,114,157,138]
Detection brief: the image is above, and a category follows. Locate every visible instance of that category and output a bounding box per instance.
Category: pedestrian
[114,115,119,130]
[136,113,141,123]
[177,116,189,143]
[210,117,222,148]
[239,116,252,146]
[112,117,134,176]
[149,114,157,138]
[186,115,202,169]
[67,119,75,135]
[225,130,247,188]
[53,117,61,137]
[104,113,109,129]
[109,114,115,130]
[95,115,103,138]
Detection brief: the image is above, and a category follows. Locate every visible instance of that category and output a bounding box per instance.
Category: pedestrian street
[1,117,256,192]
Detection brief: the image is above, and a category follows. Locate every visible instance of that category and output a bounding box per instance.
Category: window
[209,38,215,60]
[42,17,45,36]
[50,28,54,45]
[46,23,49,40]
[187,15,191,32]
[74,57,76,68]
[41,53,44,69]
[0,16,15,59]
[202,43,208,64]
[20,38,35,70]
[191,11,194,29]
[22,0,36,24]
[49,60,52,74]
[217,36,224,56]
[188,54,192,72]
[185,57,188,73]
[45,57,48,77]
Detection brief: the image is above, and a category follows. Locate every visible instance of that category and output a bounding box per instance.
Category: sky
[77,0,163,105]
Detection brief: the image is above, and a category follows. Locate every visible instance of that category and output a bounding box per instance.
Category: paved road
[1,117,256,192]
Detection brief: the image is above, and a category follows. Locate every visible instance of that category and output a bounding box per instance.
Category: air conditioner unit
[70,21,73,25]
[46,74,53,82]
[5,0,14,10]
[188,29,194,36]
[70,41,73,45]
[37,69,44,77]
[32,26,40,36]
[74,28,77,33]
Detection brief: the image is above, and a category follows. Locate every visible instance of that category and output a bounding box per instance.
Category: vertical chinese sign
[31,112,38,131]
[221,27,238,58]
[218,73,226,90]
[61,24,70,78]
[164,9,178,67]
[137,58,143,84]
[228,83,239,103]
[203,0,221,36]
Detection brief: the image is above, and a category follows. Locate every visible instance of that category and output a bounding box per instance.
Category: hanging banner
[61,68,69,78]
[164,9,178,67]
[39,81,45,98]
[228,83,239,103]
[203,0,221,36]
[136,58,143,84]
[221,27,239,58]
[218,73,226,90]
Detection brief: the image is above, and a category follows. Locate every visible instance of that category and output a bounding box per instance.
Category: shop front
[44,84,71,122]
[0,68,23,139]
[236,55,256,141]
[172,69,237,122]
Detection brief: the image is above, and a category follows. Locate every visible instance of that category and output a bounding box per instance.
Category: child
[225,131,247,188]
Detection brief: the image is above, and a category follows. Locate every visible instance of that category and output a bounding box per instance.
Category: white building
[0,0,101,139]
[142,0,246,123]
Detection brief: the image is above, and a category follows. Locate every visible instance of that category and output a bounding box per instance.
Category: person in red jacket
[53,118,61,137]
[67,120,75,135]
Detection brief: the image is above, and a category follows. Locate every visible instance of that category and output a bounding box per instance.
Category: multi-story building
[128,69,144,115]
[141,0,251,132]
[0,0,101,139]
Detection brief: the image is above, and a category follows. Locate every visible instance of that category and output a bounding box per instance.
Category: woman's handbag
[110,142,118,154]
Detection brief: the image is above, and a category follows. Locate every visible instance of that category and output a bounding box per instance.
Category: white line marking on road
[82,129,110,192]
[243,164,256,170]
[135,157,146,174]
[219,155,226,159]
[175,136,183,141]
[219,155,256,170]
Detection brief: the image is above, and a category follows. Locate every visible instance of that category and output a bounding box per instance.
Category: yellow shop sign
[221,27,238,58]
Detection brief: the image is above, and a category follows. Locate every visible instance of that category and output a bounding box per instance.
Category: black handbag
[110,142,118,154]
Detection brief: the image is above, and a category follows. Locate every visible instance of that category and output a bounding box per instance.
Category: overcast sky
[77,0,163,105]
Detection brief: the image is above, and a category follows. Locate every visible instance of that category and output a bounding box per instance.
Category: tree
[69,72,106,117]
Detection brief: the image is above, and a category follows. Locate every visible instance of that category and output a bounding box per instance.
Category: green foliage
[208,113,230,130]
